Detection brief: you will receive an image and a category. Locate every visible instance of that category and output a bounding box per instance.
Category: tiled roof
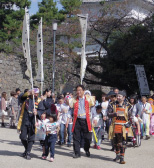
[82,0,107,2]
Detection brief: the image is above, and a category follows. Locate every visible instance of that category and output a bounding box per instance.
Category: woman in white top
[101,94,109,135]
[0,92,7,127]
[129,95,141,135]
[140,96,152,140]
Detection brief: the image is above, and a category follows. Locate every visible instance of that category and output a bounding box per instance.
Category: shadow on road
[0,139,22,146]
[0,138,113,162]
[0,150,42,160]
[32,143,113,162]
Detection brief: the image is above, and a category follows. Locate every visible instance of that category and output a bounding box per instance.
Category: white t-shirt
[56,103,62,112]
[45,121,60,134]
[59,103,70,124]
[101,101,109,116]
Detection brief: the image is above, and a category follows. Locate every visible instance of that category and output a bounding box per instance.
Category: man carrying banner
[17,88,45,160]
[107,91,133,164]
[68,85,95,158]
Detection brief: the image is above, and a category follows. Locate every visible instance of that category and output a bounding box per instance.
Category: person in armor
[107,91,133,164]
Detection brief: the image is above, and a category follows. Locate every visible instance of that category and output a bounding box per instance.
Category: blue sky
[29,0,63,15]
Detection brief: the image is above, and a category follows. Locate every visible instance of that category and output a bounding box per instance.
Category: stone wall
[0,53,83,94]
[0,52,77,95]
[0,53,31,94]
[0,52,106,99]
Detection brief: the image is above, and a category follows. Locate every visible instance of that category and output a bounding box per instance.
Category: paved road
[0,125,154,168]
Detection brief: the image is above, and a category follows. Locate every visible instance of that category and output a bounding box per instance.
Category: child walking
[92,105,104,150]
[42,113,60,162]
[36,111,49,158]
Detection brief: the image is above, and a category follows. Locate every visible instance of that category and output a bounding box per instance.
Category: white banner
[78,14,88,84]
[135,65,150,95]
[22,7,33,85]
[36,17,44,83]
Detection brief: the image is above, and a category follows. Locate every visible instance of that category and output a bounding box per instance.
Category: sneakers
[42,153,46,157]
[113,154,120,162]
[85,151,90,157]
[80,148,85,153]
[145,136,150,140]
[93,145,97,149]
[67,144,71,147]
[50,158,54,162]
[10,125,16,129]
[1,123,5,127]
[59,142,64,146]
[25,153,31,160]
[93,145,101,150]
[21,152,27,158]
[73,153,81,158]
[42,156,47,160]
[120,156,126,164]
[97,146,101,150]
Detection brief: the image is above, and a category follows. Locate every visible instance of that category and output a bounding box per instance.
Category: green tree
[0,0,31,42]
[60,0,82,17]
[31,0,64,27]
[83,17,154,95]
[104,24,154,95]
[69,2,154,95]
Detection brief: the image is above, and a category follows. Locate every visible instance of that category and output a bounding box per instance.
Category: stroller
[127,116,141,147]
[150,113,154,135]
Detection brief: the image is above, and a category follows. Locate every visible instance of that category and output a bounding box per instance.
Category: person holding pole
[17,87,45,160]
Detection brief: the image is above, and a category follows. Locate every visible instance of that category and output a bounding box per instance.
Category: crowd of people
[0,86,154,164]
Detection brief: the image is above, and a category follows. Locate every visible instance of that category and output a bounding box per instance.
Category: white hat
[84,90,91,96]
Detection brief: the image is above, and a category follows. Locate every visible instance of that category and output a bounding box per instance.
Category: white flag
[36,17,44,82]
[78,14,88,84]
[22,7,33,84]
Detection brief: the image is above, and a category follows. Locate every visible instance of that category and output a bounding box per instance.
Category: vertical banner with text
[36,17,44,95]
[78,14,88,84]
[135,65,150,96]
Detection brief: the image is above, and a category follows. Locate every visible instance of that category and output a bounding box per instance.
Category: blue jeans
[45,134,57,158]
[93,127,103,146]
[60,123,72,144]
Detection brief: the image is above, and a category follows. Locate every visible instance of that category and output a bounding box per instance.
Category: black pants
[104,120,109,133]
[45,134,57,158]
[20,125,35,154]
[80,132,85,148]
[73,118,92,156]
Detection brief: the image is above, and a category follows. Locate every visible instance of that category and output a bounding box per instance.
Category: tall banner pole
[36,17,44,96]
[22,7,36,121]
[78,14,88,85]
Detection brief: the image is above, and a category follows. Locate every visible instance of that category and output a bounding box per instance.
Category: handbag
[0,110,7,116]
